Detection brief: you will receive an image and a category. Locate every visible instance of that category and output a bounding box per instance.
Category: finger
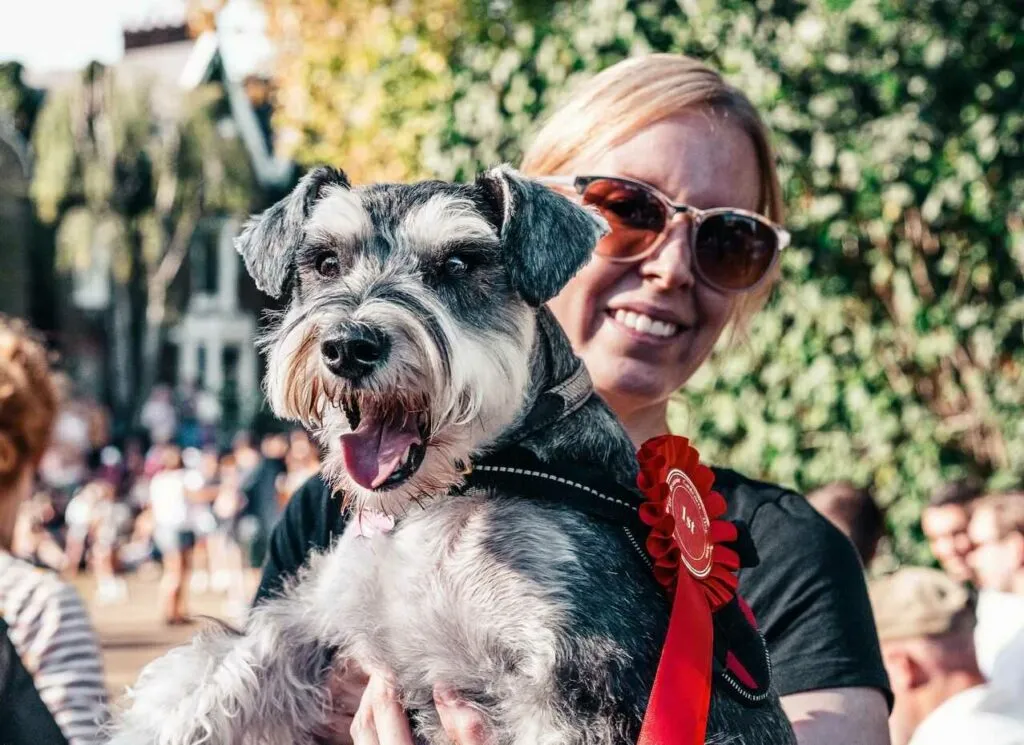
[367,678,415,745]
[434,687,489,745]
[330,661,371,713]
[349,676,381,745]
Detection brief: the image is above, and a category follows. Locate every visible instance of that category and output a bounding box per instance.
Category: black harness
[464,363,774,705]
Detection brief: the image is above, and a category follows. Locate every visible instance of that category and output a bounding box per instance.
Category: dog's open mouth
[338,393,428,491]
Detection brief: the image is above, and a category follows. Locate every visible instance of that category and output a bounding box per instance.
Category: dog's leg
[105,537,379,745]
[104,606,334,745]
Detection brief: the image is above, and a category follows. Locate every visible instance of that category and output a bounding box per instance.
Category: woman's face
[547,112,762,417]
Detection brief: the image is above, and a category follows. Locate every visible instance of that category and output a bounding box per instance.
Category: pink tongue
[340,412,421,490]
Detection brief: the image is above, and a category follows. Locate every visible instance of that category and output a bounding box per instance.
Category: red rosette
[636,435,739,611]
[635,435,742,745]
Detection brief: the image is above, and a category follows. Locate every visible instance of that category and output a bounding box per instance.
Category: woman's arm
[719,471,892,744]
[782,688,891,745]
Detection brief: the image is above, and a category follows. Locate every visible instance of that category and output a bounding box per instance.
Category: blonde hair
[0,318,60,489]
[521,54,785,324]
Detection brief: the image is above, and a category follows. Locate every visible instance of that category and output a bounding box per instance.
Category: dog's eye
[443,255,470,277]
[314,251,340,278]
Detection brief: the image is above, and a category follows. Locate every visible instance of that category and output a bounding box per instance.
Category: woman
[0,318,109,745]
[256,55,891,745]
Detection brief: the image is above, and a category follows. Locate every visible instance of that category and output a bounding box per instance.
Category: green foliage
[0,62,45,141]
[271,0,1024,562]
[31,62,258,420]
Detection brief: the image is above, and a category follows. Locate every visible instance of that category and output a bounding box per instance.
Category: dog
[106,166,795,745]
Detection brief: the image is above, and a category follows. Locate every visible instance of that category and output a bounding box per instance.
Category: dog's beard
[262,301,535,515]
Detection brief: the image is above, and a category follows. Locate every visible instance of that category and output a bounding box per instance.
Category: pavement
[72,566,260,696]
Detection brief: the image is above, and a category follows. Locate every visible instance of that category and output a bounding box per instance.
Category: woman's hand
[314,661,370,745]
[350,673,490,745]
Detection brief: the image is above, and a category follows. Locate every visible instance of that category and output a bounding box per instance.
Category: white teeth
[613,309,678,338]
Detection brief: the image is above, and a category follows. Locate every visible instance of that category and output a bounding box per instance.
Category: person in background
[183,446,221,594]
[211,452,249,619]
[148,445,195,625]
[140,384,178,447]
[966,492,1024,694]
[11,489,65,570]
[0,317,108,745]
[87,479,132,604]
[870,567,1024,745]
[921,477,983,583]
[807,482,886,568]
[62,479,101,576]
[242,432,289,567]
[283,429,321,504]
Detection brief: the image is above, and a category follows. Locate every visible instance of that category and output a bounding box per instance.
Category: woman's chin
[589,357,682,413]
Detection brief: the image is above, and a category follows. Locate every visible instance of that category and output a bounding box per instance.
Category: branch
[147,207,200,323]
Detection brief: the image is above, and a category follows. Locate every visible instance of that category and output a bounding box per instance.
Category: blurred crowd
[9,383,322,625]
[807,479,1024,744]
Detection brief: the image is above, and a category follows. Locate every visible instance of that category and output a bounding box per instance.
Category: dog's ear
[235,166,351,298]
[475,166,609,307]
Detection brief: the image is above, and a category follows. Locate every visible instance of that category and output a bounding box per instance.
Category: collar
[505,361,594,446]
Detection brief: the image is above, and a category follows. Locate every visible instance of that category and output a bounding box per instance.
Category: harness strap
[465,448,773,706]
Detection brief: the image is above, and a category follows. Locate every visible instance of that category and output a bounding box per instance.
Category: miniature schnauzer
[106,166,794,745]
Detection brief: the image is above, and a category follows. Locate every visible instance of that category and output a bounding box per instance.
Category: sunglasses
[537,175,790,293]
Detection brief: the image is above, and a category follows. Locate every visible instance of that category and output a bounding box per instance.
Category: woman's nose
[638,215,695,290]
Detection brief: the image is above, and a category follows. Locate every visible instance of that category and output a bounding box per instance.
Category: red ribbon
[635,435,740,745]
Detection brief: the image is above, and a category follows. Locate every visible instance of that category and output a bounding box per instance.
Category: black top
[254,469,891,705]
[0,618,69,745]
[242,456,288,525]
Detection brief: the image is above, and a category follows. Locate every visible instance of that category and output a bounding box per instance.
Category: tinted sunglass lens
[695,214,777,291]
[581,180,666,259]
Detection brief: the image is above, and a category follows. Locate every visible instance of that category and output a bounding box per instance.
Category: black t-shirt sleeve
[734,486,892,706]
[253,473,341,605]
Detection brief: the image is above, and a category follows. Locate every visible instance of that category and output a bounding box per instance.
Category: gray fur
[477,165,610,307]
[235,166,352,297]
[107,167,794,745]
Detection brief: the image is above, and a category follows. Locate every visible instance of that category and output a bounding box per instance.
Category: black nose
[321,324,390,379]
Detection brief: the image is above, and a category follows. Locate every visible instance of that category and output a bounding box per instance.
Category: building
[19,2,295,439]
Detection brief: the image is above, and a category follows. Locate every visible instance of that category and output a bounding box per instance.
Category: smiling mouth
[607,309,685,339]
[338,392,429,491]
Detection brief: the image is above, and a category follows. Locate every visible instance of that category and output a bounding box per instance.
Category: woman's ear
[475,166,608,307]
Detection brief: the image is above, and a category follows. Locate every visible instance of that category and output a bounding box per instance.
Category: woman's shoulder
[0,553,92,653]
[0,552,68,603]
[711,466,859,570]
[712,467,810,523]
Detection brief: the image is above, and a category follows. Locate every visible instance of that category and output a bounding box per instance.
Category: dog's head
[237,165,606,513]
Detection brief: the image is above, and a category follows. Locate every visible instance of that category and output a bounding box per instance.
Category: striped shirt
[0,552,108,745]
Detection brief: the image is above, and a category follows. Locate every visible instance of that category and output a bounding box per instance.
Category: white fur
[399,194,499,250]
[307,185,374,245]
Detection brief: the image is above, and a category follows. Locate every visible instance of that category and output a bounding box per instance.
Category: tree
[31,62,256,427]
[265,0,1023,562]
[0,62,45,143]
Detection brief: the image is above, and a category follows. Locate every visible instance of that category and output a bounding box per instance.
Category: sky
[0,0,268,75]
